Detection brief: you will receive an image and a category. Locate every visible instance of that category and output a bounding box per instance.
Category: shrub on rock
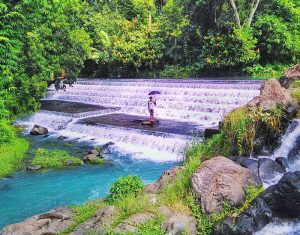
[31,148,82,169]
[106,176,144,203]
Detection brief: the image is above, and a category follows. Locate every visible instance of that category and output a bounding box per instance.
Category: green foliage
[291,90,300,102]
[201,27,258,70]
[159,64,200,78]
[254,0,300,65]
[0,138,29,178]
[290,80,300,89]
[31,148,83,169]
[106,176,144,203]
[89,157,105,165]
[246,63,291,79]
[0,119,16,144]
[137,216,164,234]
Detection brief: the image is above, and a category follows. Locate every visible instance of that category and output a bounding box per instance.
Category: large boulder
[248,79,297,116]
[191,156,259,214]
[144,166,184,194]
[72,206,115,235]
[30,125,48,135]
[1,207,74,235]
[279,64,300,88]
[262,171,300,218]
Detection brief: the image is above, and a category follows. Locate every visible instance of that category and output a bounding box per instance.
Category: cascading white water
[21,79,261,161]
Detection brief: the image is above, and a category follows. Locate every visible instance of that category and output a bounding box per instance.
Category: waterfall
[20,79,261,161]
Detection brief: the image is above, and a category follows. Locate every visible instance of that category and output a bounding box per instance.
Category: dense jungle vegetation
[1,0,300,118]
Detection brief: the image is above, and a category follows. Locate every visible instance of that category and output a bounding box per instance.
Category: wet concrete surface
[40,100,112,114]
[77,113,204,136]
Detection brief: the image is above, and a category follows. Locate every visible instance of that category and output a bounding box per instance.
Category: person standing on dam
[148,96,156,124]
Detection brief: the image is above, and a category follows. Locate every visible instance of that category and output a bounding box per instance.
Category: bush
[246,63,290,79]
[159,64,200,78]
[106,175,144,203]
[31,148,83,169]
[0,138,29,178]
[89,157,105,165]
[290,80,300,89]
[0,119,16,144]
[292,89,300,102]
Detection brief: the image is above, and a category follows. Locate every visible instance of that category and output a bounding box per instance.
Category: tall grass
[0,138,29,178]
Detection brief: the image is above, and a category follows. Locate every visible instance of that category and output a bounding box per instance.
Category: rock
[144,166,184,194]
[27,165,42,171]
[98,142,115,155]
[279,64,300,88]
[191,156,259,214]
[83,154,98,163]
[214,171,300,234]
[1,207,74,235]
[248,79,297,118]
[204,127,219,139]
[30,125,48,135]
[262,171,300,218]
[258,158,285,182]
[214,197,273,235]
[103,142,115,147]
[287,136,300,162]
[157,206,173,219]
[114,223,138,234]
[275,157,289,170]
[72,206,115,235]
[58,135,68,140]
[230,157,261,184]
[64,160,78,167]
[161,213,197,235]
[88,149,99,155]
[260,79,293,106]
[114,213,155,234]
[234,198,273,234]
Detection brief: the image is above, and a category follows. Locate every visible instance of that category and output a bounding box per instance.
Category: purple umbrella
[148,91,161,96]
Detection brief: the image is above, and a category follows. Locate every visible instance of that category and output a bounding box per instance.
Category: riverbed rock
[27,165,42,171]
[83,154,98,162]
[72,206,116,235]
[213,198,273,235]
[262,171,300,218]
[279,64,300,88]
[275,157,289,170]
[30,125,48,135]
[191,156,259,214]
[88,149,99,155]
[1,207,74,235]
[161,213,198,235]
[144,166,184,194]
[258,158,285,182]
[114,213,155,234]
[214,171,300,234]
